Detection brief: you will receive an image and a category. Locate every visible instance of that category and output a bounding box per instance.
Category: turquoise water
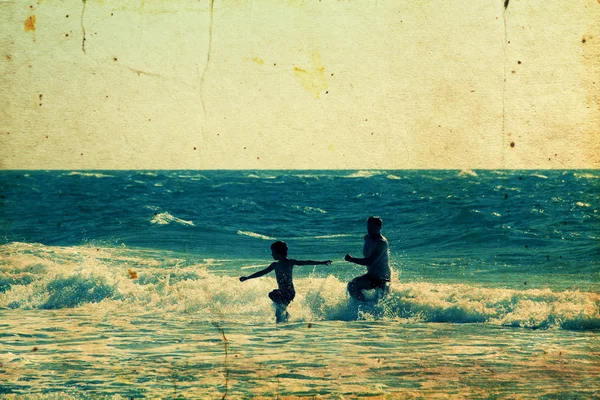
[0,170,598,397]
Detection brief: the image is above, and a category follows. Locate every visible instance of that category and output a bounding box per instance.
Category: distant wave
[293,174,321,180]
[573,172,598,180]
[293,233,354,240]
[531,173,548,179]
[458,169,478,177]
[386,174,402,180]
[177,174,208,181]
[495,185,521,192]
[247,174,277,179]
[150,212,195,226]
[211,182,248,188]
[237,230,276,240]
[344,171,381,179]
[312,234,353,239]
[288,205,327,214]
[67,172,113,178]
[1,243,598,331]
[302,206,327,214]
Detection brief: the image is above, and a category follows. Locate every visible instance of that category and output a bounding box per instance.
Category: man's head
[367,216,383,236]
[270,241,288,260]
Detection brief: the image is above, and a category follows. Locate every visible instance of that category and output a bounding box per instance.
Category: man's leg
[373,282,390,301]
[347,275,373,301]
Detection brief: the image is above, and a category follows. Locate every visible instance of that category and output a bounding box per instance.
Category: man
[344,216,391,301]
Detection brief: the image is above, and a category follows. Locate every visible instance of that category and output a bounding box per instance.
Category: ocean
[0,170,598,398]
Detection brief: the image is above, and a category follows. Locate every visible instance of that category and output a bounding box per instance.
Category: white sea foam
[531,173,548,179]
[150,212,194,226]
[304,206,327,214]
[67,172,113,178]
[289,205,327,214]
[344,171,380,179]
[458,169,478,177]
[240,264,268,270]
[178,174,208,180]
[1,243,598,330]
[312,234,354,239]
[237,230,276,240]
[247,174,276,179]
[386,174,402,180]
[495,185,521,192]
[573,172,599,180]
[293,174,321,179]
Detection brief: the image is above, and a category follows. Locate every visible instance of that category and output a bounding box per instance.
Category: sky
[1,0,599,169]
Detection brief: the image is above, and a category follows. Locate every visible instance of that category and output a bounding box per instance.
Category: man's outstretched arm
[345,241,386,266]
[240,264,275,282]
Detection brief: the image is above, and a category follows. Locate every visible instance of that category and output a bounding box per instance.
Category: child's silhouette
[240,241,331,323]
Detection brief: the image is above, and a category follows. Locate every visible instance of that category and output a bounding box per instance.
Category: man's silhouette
[345,216,391,301]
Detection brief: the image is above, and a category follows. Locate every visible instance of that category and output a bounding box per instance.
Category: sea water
[0,170,598,398]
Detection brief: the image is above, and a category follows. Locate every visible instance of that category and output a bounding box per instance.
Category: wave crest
[1,243,598,330]
[150,212,195,226]
[237,230,276,240]
[67,172,113,178]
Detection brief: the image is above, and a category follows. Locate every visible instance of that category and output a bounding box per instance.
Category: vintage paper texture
[0,1,599,398]
[1,0,599,169]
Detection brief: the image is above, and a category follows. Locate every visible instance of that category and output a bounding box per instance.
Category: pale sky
[1,0,599,169]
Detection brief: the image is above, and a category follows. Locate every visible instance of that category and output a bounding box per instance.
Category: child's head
[270,241,288,259]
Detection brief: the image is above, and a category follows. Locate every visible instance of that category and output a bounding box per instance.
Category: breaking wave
[1,243,598,330]
[66,172,114,178]
[237,231,276,240]
[150,212,195,226]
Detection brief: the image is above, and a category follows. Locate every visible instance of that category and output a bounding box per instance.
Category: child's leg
[269,290,291,323]
[274,303,289,323]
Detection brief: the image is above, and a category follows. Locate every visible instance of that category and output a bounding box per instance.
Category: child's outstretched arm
[239,263,275,282]
[292,259,332,266]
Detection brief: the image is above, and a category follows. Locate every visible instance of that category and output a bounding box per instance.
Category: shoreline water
[1,310,598,399]
[1,242,598,331]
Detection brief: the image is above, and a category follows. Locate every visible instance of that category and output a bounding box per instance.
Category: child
[239,241,331,323]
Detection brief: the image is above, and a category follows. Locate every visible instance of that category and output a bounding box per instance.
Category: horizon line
[1,168,597,172]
